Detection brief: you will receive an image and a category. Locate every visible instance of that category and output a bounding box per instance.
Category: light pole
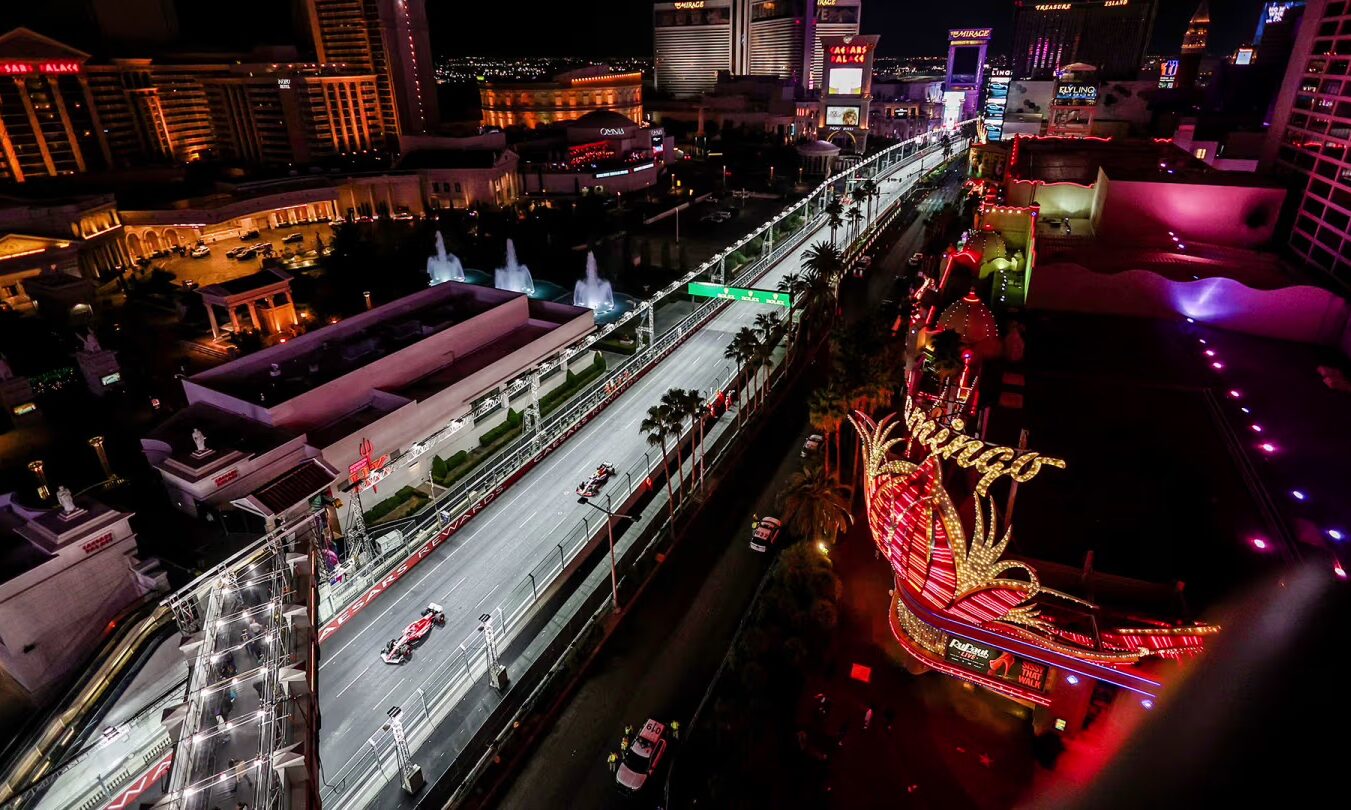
[578,497,635,614]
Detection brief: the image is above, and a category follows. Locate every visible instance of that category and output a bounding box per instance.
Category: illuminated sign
[11,402,36,416]
[943,90,965,128]
[673,1,705,8]
[1235,47,1255,65]
[946,637,1049,691]
[1265,1,1295,24]
[1053,83,1099,106]
[903,402,1065,496]
[0,61,82,75]
[1104,0,1129,6]
[82,532,115,555]
[277,78,292,89]
[214,469,240,487]
[827,67,863,96]
[825,105,860,126]
[1158,58,1179,89]
[984,71,1011,141]
[827,44,872,65]
[599,127,627,136]
[948,28,992,43]
[687,282,791,307]
[1035,3,1072,10]
[100,372,121,386]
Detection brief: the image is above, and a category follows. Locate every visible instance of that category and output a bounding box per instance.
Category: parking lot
[152,221,335,288]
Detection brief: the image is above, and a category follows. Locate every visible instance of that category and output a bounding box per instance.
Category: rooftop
[1009,136,1281,187]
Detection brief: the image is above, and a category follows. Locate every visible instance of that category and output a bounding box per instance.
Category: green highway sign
[687,282,792,307]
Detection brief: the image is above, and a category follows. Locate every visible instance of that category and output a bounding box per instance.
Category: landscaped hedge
[540,353,607,415]
[363,485,424,525]
[479,408,523,447]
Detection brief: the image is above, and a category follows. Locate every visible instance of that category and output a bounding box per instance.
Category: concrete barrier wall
[1028,261,1351,347]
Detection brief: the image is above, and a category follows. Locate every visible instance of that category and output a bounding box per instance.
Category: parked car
[238,229,260,241]
[282,232,304,244]
[190,245,210,258]
[235,248,256,260]
[615,719,669,793]
[801,433,824,457]
[701,210,731,224]
[750,516,783,553]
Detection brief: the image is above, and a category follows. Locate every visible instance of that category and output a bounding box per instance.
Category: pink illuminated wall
[1093,176,1284,248]
[1029,262,1351,346]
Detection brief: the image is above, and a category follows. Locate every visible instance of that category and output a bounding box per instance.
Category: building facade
[305,0,438,136]
[1265,0,1351,282]
[654,0,738,98]
[1177,2,1211,90]
[479,67,644,129]
[1012,0,1159,81]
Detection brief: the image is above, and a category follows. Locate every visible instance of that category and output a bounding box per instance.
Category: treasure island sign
[849,405,1215,701]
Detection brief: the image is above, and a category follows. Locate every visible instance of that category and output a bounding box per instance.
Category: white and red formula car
[380,603,446,664]
[575,463,617,498]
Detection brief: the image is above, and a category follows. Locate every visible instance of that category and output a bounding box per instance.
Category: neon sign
[0,61,81,75]
[948,28,992,41]
[599,127,627,136]
[82,532,115,555]
[672,1,705,8]
[827,44,871,65]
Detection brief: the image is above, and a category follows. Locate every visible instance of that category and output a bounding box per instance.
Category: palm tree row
[722,311,784,426]
[640,387,710,519]
[777,240,845,343]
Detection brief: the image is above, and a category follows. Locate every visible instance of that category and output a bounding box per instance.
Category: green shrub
[479,408,523,447]
[363,485,421,523]
[431,454,448,481]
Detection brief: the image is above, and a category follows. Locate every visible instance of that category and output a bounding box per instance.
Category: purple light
[1198,338,1207,345]
[1241,406,1251,414]
[1186,317,1195,324]
[1251,537,1268,550]
[1212,361,1224,370]
[1204,349,1216,357]
[1250,424,1262,433]
[1178,243,1187,249]
[1066,674,1080,685]
[1336,563,1347,580]
[1228,389,1241,398]
[1142,699,1155,710]
[1328,529,1344,541]
[1292,490,1306,501]
[1259,442,1276,453]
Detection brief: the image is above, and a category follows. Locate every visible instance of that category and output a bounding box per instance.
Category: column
[246,302,262,331]
[206,304,221,339]
[229,306,241,333]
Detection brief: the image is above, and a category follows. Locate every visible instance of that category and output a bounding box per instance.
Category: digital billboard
[825,105,861,127]
[945,637,1049,692]
[827,67,863,96]
[983,71,1011,142]
[1235,47,1255,65]
[1158,58,1180,89]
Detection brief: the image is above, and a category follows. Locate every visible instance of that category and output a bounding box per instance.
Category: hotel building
[654,0,738,98]
[479,67,644,129]
[1012,0,1159,81]
[1265,0,1351,282]
[304,0,439,136]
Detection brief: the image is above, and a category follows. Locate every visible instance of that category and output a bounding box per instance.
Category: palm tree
[677,388,708,492]
[847,204,864,243]
[824,197,845,245]
[723,330,755,427]
[753,311,780,345]
[641,405,677,518]
[750,338,774,412]
[808,386,845,479]
[660,389,689,499]
[729,326,764,414]
[778,464,853,545]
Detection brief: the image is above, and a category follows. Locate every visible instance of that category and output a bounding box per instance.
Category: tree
[641,405,677,518]
[674,388,708,492]
[808,385,848,478]
[431,455,448,483]
[723,329,757,427]
[778,463,852,545]
[824,197,845,245]
[660,388,690,499]
[928,329,965,379]
[847,204,864,242]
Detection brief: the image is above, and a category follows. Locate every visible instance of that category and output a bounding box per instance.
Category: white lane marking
[446,576,466,597]
[473,585,500,611]
[332,661,376,700]
[375,678,405,707]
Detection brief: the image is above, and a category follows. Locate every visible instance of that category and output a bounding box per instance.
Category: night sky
[431,0,1270,59]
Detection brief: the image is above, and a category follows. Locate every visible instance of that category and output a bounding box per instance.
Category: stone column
[206,305,221,339]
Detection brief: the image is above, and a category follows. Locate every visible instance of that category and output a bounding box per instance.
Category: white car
[907,252,924,268]
[190,245,210,258]
[801,433,824,457]
[282,232,304,244]
[750,516,782,553]
[616,719,668,793]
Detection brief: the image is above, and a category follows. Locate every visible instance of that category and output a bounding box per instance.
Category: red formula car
[576,463,617,498]
[380,603,446,664]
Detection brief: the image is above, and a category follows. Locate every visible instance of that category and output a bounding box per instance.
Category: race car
[576,463,618,498]
[380,603,446,664]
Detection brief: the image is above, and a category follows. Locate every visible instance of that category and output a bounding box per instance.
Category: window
[1193,147,1208,160]
[454,182,462,193]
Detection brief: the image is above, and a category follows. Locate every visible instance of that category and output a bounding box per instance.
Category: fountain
[426,232,465,285]
[572,252,616,314]
[494,238,535,295]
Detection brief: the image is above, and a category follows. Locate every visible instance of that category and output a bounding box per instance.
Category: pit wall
[1028,263,1351,349]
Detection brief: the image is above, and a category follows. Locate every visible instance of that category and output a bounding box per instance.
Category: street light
[578,497,636,614]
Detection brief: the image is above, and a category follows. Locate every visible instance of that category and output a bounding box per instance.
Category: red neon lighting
[828,44,872,64]
[1,61,81,75]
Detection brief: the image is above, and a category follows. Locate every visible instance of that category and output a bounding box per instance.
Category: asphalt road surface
[488,163,968,810]
[315,148,946,773]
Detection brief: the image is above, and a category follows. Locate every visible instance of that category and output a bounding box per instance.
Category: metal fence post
[558,543,566,569]
[529,573,538,601]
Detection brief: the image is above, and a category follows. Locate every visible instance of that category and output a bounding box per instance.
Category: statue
[80,332,102,353]
[56,485,76,514]
[191,427,208,454]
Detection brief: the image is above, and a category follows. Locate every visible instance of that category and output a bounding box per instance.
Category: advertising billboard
[1053,82,1099,106]
[1158,58,1180,89]
[827,67,863,96]
[825,105,861,127]
[943,90,965,128]
[945,636,1049,692]
[983,71,1010,142]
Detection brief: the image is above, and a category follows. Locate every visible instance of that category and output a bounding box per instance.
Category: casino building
[479,67,645,129]
[1012,0,1160,81]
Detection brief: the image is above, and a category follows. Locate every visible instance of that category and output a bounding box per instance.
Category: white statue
[80,332,102,353]
[56,485,75,514]
[191,428,208,454]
